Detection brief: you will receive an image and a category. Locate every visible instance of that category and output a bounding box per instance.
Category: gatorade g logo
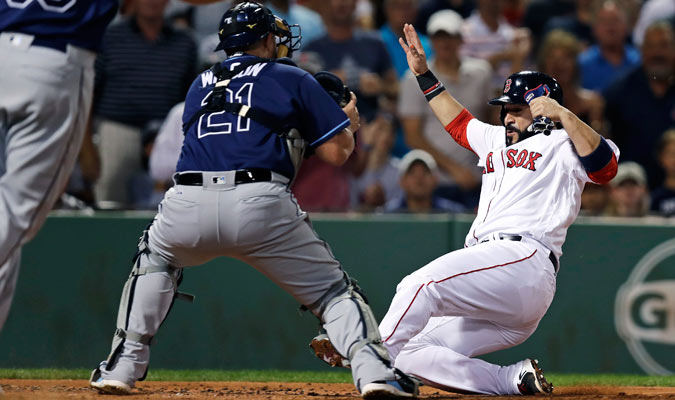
[503,79,512,94]
[615,238,675,375]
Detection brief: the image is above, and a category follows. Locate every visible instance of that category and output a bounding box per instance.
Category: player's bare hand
[399,23,428,76]
[529,96,566,122]
[342,91,361,132]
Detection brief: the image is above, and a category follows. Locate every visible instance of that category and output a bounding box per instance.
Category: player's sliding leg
[393,315,552,395]
[378,241,555,362]
[90,235,189,394]
[376,241,555,396]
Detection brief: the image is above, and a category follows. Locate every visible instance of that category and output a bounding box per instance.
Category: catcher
[89,2,418,399]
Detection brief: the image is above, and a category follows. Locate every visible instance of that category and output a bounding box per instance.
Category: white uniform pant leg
[378,241,556,392]
[395,316,538,395]
[0,36,95,330]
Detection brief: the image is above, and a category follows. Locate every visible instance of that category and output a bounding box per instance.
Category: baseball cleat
[90,378,132,395]
[309,332,351,368]
[516,358,553,395]
[362,370,420,399]
[89,367,132,395]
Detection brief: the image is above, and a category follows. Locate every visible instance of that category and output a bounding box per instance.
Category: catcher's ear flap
[313,71,351,107]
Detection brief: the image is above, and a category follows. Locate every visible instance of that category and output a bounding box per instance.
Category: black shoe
[516,359,553,395]
[361,369,420,399]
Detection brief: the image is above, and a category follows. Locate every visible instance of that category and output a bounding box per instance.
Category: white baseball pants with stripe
[379,239,557,395]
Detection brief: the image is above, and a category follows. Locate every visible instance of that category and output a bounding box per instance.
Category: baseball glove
[313,71,351,108]
[303,72,351,159]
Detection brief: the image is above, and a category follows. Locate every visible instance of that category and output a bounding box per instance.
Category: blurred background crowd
[62,0,675,218]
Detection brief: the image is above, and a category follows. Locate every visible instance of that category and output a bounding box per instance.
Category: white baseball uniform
[378,110,619,394]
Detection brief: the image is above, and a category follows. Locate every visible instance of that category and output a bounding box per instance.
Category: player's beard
[505,123,523,146]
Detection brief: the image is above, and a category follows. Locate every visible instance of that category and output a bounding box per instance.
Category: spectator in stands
[149,33,228,191]
[604,21,675,188]
[461,0,532,90]
[651,129,675,216]
[267,0,326,45]
[380,0,433,79]
[538,29,605,135]
[380,0,434,156]
[385,150,466,213]
[503,0,527,27]
[608,161,650,217]
[632,0,675,47]
[350,114,403,211]
[304,0,397,121]
[581,166,613,219]
[415,0,475,36]
[188,1,231,43]
[543,0,595,48]
[522,0,575,44]
[398,10,490,208]
[580,183,611,216]
[128,119,166,210]
[93,0,197,209]
[294,0,397,211]
[578,0,640,92]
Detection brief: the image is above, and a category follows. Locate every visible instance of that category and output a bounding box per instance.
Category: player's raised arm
[528,96,618,183]
[399,24,464,126]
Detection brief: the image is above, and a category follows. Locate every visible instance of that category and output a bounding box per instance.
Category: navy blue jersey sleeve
[297,74,350,148]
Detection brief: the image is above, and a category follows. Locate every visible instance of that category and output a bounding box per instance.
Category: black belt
[174,169,273,186]
[485,234,558,274]
[31,37,68,53]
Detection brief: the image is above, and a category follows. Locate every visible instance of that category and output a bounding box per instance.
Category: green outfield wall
[1,212,674,375]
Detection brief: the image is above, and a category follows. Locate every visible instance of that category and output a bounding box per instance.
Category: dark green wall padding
[1,213,673,374]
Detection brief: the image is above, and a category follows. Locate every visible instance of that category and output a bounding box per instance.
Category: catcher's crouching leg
[309,278,396,393]
[90,233,193,394]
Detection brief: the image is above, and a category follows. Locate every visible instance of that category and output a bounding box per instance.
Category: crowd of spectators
[63,0,675,217]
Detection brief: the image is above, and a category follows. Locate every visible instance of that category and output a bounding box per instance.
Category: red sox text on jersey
[484,149,544,174]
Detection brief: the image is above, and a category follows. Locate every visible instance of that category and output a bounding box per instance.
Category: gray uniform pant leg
[100,182,394,390]
[231,194,395,390]
[0,33,95,330]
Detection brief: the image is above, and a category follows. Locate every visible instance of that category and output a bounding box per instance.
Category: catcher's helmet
[489,71,563,107]
[215,1,301,57]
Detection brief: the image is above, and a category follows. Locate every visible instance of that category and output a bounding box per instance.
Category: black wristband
[416,69,445,101]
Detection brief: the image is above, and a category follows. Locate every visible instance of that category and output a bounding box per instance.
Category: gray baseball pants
[97,173,396,391]
[0,32,95,330]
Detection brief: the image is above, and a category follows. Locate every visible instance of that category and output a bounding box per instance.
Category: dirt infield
[1,380,675,399]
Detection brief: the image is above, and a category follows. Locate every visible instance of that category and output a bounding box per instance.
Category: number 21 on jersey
[197,83,254,139]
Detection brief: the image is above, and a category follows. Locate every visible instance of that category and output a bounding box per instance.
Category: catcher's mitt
[303,72,352,159]
[313,71,351,108]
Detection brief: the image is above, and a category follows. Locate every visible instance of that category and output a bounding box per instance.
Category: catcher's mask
[215,1,301,58]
